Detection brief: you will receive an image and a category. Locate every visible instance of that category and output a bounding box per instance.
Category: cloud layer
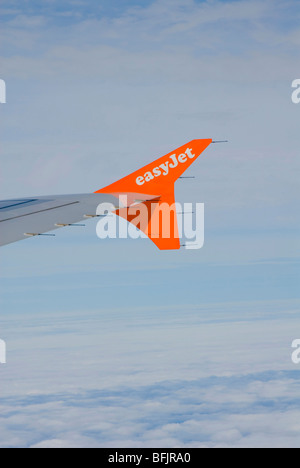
[1,300,300,448]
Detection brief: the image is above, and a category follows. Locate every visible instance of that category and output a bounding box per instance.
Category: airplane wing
[0,139,213,249]
[0,194,118,247]
[0,193,157,247]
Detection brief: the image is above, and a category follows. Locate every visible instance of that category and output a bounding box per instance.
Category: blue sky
[0,0,155,18]
[0,0,300,448]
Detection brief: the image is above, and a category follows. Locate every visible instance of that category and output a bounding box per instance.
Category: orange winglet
[95,139,212,249]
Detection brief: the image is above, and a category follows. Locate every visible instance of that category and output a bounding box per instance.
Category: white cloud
[0,300,300,447]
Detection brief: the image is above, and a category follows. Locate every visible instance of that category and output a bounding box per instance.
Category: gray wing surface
[0,193,120,247]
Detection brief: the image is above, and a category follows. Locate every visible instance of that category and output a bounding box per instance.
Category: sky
[0,0,300,448]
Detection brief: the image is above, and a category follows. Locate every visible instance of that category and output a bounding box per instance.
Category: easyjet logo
[136,148,195,186]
